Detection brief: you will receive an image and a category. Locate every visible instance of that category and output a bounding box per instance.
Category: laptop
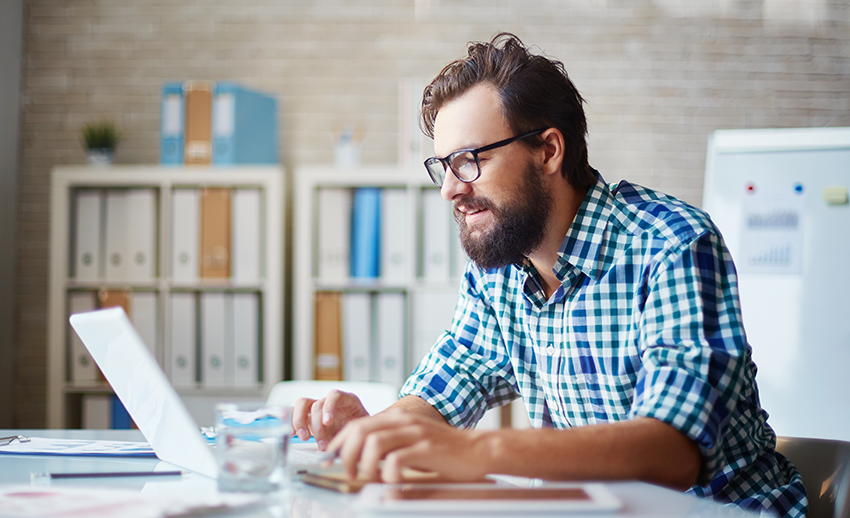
[68,306,329,479]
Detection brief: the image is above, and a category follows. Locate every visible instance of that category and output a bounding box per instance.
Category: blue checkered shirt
[400,173,807,517]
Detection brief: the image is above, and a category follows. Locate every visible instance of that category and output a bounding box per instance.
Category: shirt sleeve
[399,267,520,428]
[628,229,749,484]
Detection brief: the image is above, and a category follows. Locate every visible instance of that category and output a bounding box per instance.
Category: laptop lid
[69,307,218,479]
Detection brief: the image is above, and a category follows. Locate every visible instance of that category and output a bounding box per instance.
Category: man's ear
[539,128,565,177]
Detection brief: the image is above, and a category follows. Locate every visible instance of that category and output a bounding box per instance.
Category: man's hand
[325,411,489,483]
[291,389,370,450]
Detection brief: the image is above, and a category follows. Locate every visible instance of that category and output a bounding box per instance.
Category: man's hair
[421,32,595,190]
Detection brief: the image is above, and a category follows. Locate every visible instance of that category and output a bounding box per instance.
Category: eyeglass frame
[423,129,546,187]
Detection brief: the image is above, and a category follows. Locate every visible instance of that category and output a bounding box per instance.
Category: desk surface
[0,429,753,518]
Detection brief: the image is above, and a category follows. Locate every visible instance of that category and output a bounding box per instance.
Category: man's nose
[440,166,470,201]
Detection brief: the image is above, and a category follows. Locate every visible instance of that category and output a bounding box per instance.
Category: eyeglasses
[423,129,545,187]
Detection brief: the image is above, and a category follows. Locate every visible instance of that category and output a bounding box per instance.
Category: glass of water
[215,402,292,493]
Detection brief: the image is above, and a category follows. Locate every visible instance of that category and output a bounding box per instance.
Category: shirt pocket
[555,347,639,426]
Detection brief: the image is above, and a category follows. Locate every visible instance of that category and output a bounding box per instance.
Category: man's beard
[454,161,553,270]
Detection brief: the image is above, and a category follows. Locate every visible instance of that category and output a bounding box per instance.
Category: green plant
[80,121,120,150]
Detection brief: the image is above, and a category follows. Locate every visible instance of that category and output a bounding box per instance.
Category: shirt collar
[553,170,613,283]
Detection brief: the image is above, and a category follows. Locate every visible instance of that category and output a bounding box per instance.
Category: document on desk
[0,437,156,457]
[0,485,262,518]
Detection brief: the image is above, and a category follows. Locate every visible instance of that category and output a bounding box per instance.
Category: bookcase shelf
[47,165,286,429]
[292,166,464,385]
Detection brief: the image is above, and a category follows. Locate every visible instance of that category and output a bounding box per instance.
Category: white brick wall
[13,0,850,426]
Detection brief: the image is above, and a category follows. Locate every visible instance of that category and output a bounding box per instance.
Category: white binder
[232,292,259,387]
[171,189,199,282]
[82,394,111,430]
[380,188,409,282]
[169,292,196,387]
[68,291,98,383]
[125,189,158,282]
[131,291,158,359]
[317,188,352,281]
[200,292,228,387]
[421,189,451,281]
[376,292,406,386]
[104,190,128,281]
[232,188,262,283]
[73,190,102,281]
[412,288,458,368]
[342,292,371,382]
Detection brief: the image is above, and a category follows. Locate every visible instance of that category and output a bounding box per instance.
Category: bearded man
[292,32,807,518]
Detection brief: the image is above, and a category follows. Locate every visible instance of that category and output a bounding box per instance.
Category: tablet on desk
[355,482,622,514]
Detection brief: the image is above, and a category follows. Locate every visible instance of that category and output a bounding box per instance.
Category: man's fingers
[310,398,328,447]
[322,389,347,425]
[380,440,436,483]
[359,426,425,481]
[326,413,425,480]
[292,397,316,440]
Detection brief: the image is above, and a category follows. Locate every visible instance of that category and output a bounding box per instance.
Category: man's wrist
[470,428,506,476]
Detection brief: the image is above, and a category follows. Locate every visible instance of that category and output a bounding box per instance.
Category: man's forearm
[475,416,702,491]
[382,395,449,424]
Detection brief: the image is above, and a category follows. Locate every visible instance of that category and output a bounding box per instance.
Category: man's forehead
[432,84,508,155]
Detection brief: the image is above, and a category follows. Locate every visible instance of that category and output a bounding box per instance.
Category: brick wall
[14,0,850,426]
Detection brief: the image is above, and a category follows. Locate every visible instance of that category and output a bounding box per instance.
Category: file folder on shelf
[98,289,130,315]
[169,292,197,387]
[184,82,213,165]
[380,188,409,282]
[73,190,102,281]
[82,394,110,429]
[376,292,406,386]
[200,188,231,279]
[171,189,200,282]
[104,190,129,281]
[212,82,278,165]
[232,292,260,387]
[421,189,451,281]
[342,292,372,382]
[68,291,98,384]
[315,292,343,380]
[160,82,185,165]
[231,189,262,283]
[131,291,158,359]
[124,189,157,282]
[350,188,381,279]
[317,188,351,281]
[201,292,228,388]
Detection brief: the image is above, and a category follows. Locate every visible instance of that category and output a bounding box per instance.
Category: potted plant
[80,120,120,165]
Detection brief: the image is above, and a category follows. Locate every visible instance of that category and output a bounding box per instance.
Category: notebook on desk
[69,307,326,478]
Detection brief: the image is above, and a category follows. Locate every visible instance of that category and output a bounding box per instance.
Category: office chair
[266,380,400,416]
[775,436,850,518]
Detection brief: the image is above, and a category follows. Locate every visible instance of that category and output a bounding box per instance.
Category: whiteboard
[703,127,850,441]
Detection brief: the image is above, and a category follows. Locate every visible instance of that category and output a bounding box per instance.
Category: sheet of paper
[0,485,263,518]
[0,437,156,457]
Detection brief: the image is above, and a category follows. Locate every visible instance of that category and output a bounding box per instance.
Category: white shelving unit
[47,165,286,428]
[292,166,465,383]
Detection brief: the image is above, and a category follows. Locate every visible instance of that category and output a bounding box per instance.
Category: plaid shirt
[400,173,807,518]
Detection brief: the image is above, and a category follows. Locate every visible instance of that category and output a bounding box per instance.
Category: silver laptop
[70,306,221,478]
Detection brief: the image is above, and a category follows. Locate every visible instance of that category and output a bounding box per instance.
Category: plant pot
[86,148,115,166]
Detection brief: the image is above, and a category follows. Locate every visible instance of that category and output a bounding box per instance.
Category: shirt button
[546,345,555,355]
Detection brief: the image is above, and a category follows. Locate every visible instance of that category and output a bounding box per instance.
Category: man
[293,33,806,517]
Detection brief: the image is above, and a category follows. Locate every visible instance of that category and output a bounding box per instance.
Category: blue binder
[350,188,381,279]
[159,82,185,165]
[110,394,133,430]
[212,82,278,165]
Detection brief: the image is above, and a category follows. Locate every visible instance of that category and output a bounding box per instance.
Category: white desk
[0,430,754,517]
